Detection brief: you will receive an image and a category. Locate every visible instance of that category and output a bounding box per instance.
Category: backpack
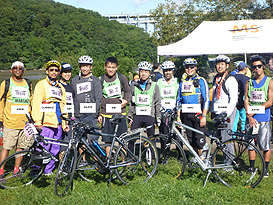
[0,78,32,106]
[213,74,244,110]
[100,72,125,92]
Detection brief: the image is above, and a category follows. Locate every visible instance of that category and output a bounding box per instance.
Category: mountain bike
[152,107,265,188]
[56,114,158,196]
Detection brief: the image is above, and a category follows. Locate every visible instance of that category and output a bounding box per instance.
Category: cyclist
[98,57,131,156]
[157,60,179,134]
[58,63,73,156]
[0,61,33,179]
[70,55,102,142]
[177,58,210,157]
[128,61,161,138]
[32,60,68,176]
[245,55,273,177]
[211,55,238,161]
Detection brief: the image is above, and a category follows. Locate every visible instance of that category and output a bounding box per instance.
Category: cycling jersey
[177,74,210,112]
[248,76,271,122]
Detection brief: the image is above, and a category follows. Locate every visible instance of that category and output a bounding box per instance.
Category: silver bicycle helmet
[183,58,197,66]
[215,55,230,64]
[78,55,93,65]
[161,61,175,70]
[138,61,152,71]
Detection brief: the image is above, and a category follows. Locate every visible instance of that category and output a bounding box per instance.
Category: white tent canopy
[157,19,273,57]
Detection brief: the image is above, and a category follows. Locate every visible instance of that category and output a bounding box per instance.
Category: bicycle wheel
[76,144,116,182]
[113,135,158,185]
[212,138,265,188]
[0,149,44,189]
[54,145,77,197]
[151,134,187,179]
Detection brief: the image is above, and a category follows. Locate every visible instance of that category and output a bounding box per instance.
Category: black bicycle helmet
[60,63,72,73]
[249,55,266,66]
[31,151,51,166]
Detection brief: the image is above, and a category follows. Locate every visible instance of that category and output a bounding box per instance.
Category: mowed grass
[1,162,273,204]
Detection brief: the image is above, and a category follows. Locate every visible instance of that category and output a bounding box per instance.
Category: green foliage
[0,0,156,77]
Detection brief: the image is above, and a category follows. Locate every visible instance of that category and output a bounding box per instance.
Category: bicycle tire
[212,138,265,188]
[54,144,77,197]
[76,144,116,182]
[113,135,158,185]
[0,149,44,189]
[151,134,187,179]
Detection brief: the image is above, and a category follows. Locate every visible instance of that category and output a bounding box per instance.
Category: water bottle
[92,141,106,157]
[200,143,208,160]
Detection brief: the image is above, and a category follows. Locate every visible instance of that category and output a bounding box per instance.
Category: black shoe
[0,174,6,183]
[246,167,257,175]
[264,169,269,178]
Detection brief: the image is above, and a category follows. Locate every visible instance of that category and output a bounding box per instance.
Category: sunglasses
[49,68,60,72]
[251,64,263,69]
[12,67,23,70]
[185,65,196,69]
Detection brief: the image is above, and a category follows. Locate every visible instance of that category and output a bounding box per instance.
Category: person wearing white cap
[0,61,33,179]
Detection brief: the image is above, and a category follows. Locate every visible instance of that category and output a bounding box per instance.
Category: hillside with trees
[0,0,156,76]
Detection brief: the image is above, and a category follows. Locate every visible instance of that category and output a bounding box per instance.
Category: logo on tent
[229,25,262,34]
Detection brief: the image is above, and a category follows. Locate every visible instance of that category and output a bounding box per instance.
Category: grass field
[1,161,273,204]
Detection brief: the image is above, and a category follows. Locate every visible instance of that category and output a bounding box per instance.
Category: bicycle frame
[172,120,234,171]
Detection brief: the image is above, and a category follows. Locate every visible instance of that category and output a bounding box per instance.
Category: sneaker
[264,170,269,178]
[247,167,257,175]
[0,174,6,183]
[12,171,22,178]
[44,172,54,176]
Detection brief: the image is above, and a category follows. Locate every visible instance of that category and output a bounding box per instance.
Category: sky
[54,0,166,16]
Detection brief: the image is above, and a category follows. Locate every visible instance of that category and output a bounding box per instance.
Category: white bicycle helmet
[138,61,152,71]
[234,61,243,68]
[161,61,175,70]
[78,55,93,65]
[183,58,197,66]
[215,55,230,64]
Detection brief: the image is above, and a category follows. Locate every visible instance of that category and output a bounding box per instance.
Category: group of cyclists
[0,53,272,180]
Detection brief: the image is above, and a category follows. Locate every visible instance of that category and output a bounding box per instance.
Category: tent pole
[157,55,160,63]
[244,53,247,63]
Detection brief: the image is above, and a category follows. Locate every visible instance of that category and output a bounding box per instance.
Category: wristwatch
[202,114,206,117]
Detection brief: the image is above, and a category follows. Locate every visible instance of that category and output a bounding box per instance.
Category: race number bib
[182,104,201,113]
[247,106,265,114]
[214,102,229,112]
[49,87,62,100]
[105,84,121,97]
[11,87,29,98]
[66,92,73,104]
[77,82,91,94]
[161,87,175,98]
[80,103,96,113]
[181,82,193,93]
[106,104,121,113]
[24,123,38,139]
[161,99,176,109]
[64,105,74,113]
[136,106,151,115]
[40,104,56,112]
[11,105,29,114]
[250,91,265,102]
[136,94,151,105]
